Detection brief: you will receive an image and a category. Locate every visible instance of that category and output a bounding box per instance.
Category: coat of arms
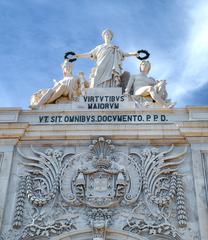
[61,137,141,208]
[13,137,188,240]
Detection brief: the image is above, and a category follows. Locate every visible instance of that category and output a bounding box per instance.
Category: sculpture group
[30,29,174,108]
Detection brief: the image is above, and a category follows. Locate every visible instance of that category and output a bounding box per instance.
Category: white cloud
[1,0,207,107]
[171,1,208,100]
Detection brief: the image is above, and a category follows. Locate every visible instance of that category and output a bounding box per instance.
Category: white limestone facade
[0,94,208,240]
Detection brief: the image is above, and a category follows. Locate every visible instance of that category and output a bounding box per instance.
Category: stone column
[190,142,208,240]
[0,139,19,230]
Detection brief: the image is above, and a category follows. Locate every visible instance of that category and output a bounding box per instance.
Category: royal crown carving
[4,138,190,239]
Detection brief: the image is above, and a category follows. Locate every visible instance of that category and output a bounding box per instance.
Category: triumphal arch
[0,29,208,240]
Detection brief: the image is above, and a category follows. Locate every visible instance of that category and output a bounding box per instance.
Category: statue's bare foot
[167,102,176,108]
[162,102,175,108]
[29,105,38,110]
[144,102,151,107]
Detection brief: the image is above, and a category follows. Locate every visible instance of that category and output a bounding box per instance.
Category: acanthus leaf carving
[11,138,189,240]
[17,146,65,207]
[122,145,188,239]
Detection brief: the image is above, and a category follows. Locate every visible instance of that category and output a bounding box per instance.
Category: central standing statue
[67,29,146,88]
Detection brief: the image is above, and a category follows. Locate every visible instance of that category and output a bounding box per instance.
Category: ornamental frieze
[0,137,193,239]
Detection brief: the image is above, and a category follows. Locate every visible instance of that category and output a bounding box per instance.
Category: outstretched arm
[124,50,150,60]
[123,51,138,57]
[76,52,92,59]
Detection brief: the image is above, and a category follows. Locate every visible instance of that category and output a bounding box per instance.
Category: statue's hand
[136,52,140,58]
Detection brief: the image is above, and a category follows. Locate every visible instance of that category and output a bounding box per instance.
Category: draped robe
[90,44,125,87]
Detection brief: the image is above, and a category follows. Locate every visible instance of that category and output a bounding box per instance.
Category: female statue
[75,29,139,88]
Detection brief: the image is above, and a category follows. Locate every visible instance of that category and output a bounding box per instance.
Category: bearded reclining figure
[30,60,89,108]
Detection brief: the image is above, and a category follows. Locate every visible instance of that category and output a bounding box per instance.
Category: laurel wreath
[64,49,150,62]
[137,50,150,60]
[64,51,77,62]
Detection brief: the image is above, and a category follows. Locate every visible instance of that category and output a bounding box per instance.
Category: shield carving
[75,168,126,208]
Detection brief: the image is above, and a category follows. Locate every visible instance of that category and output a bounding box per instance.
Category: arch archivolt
[50,228,177,240]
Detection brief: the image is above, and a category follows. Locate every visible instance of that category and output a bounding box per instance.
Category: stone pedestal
[86,87,122,96]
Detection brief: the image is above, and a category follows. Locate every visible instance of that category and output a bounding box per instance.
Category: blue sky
[0,0,208,109]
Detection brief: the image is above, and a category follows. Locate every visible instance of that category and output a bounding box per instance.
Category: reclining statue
[30,60,89,108]
[124,61,174,108]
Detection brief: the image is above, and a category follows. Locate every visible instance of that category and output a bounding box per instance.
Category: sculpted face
[102,29,113,43]
[62,60,74,77]
[140,61,151,74]
[104,31,112,41]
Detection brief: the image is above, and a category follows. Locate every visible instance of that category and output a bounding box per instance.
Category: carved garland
[13,176,26,229]
[176,176,187,227]
[12,139,189,240]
